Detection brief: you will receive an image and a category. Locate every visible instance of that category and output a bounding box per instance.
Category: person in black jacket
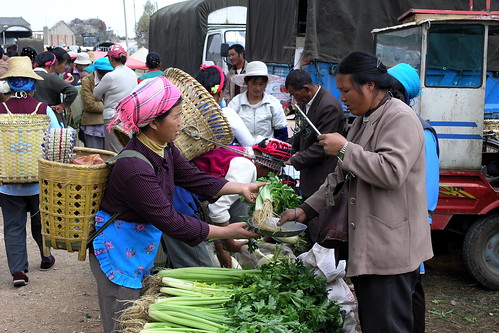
[285,69,344,200]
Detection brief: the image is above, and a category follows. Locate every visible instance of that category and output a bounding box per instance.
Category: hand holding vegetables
[218,181,268,204]
[249,173,301,231]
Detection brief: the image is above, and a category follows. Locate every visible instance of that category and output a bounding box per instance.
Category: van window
[425,24,484,88]
[206,33,223,68]
[225,30,246,46]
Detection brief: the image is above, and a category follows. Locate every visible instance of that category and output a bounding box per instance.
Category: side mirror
[220,43,229,57]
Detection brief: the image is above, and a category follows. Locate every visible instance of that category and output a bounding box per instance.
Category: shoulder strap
[106,149,154,170]
[31,102,42,115]
[2,102,12,114]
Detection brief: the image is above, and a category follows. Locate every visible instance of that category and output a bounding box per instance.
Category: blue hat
[85,57,114,74]
[388,63,421,100]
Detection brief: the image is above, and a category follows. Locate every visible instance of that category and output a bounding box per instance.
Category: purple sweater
[100,136,228,246]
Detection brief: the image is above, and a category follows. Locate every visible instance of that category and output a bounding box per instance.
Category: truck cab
[373,8,499,290]
[201,5,246,73]
[202,25,245,73]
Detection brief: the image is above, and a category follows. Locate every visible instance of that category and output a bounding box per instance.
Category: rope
[181,124,253,158]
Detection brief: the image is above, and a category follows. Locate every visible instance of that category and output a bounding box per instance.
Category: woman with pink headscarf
[89,76,262,333]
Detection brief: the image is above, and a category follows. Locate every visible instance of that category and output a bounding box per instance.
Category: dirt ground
[0,224,497,333]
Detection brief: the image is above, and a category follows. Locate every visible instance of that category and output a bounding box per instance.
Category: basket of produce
[39,146,117,261]
[0,108,50,184]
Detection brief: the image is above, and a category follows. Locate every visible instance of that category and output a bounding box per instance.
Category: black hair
[7,50,18,57]
[285,69,313,90]
[244,75,268,84]
[34,51,56,68]
[228,44,245,57]
[335,51,393,93]
[194,66,227,93]
[110,54,127,65]
[0,48,4,58]
[95,68,113,77]
[20,46,37,61]
[155,97,184,122]
[389,77,408,104]
[51,47,70,65]
[146,52,162,69]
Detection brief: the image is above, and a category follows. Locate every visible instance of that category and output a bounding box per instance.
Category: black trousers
[351,269,419,333]
[412,274,426,333]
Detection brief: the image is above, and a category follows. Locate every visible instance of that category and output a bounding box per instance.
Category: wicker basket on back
[0,109,50,184]
[39,147,116,261]
[112,68,234,160]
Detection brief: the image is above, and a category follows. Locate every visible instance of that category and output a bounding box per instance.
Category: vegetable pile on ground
[250,173,301,231]
[119,258,344,333]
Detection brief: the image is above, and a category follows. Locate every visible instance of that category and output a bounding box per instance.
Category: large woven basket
[0,110,50,184]
[112,69,234,160]
[168,68,234,160]
[39,147,117,261]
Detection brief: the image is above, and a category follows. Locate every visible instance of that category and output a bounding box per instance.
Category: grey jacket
[304,98,433,277]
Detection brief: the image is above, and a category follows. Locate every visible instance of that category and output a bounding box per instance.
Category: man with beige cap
[0,56,61,287]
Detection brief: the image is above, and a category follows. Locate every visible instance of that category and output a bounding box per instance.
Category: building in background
[44,21,75,47]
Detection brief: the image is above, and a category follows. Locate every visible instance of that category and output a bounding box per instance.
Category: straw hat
[0,56,43,80]
[231,61,278,87]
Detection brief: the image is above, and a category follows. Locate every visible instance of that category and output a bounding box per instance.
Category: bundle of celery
[250,173,301,230]
[139,262,343,333]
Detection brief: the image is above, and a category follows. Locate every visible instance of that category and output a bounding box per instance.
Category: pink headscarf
[108,76,182,133]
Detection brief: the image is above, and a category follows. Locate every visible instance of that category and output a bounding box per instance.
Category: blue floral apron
[92,210,162,289]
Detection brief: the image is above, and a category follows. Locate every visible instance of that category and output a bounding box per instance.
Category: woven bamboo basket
[112,69,234,160]
[0,110,50,184]
[166,67,234,160]
[39,147,117,261]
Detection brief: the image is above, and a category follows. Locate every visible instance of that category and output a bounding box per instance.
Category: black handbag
[308,178,350,248]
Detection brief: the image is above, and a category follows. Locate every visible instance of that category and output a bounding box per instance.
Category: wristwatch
[338,141,349,161]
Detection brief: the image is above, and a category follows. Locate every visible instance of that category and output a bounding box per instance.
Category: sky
[2,0,187,38]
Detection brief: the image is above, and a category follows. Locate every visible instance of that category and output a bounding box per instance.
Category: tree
[136,0,156,48]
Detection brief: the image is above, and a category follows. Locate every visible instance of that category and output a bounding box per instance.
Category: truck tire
[462,213,499,290]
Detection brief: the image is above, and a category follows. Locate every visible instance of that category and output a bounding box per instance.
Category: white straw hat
[0,56,43,80]
[231,61,278,87]
[74,52,92,65]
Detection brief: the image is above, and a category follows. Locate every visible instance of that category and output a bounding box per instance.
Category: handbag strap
[86,212,121,246]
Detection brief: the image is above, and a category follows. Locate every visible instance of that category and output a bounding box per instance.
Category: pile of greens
[139,260,344,333]
[223,257,344,333]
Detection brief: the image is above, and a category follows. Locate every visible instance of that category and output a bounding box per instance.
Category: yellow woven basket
[0,110,50,184]
[39,147,117,261]
[166,67,234,160]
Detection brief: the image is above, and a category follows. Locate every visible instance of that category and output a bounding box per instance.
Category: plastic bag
[70,154,105,165]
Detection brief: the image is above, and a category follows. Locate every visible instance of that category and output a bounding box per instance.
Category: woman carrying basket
[0,56,62,287]
[89,75,262,333]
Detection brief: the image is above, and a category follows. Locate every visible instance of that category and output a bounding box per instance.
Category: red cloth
[193,147,249,178]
